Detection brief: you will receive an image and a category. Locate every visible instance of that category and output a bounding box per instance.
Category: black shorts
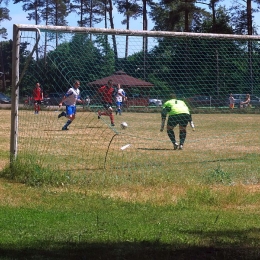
[34,99,41,104]
[167,113,191,127]
[102,102,113,110]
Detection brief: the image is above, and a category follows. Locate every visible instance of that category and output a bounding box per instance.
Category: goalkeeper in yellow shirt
[160,94,194,150]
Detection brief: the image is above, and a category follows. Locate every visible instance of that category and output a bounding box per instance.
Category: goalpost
[10,24,260,184]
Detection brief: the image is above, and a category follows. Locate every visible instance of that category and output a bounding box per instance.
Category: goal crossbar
[15,24,260,40]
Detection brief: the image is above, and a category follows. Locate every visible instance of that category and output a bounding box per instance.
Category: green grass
[0,184,260,259]
[0,109,260,259]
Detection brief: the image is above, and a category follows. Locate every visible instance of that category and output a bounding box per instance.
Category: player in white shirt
[58,80,84,130]
[115,84,127,115]
[229,93,235,109]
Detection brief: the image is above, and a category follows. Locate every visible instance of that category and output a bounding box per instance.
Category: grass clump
[206,165,234,185]
[0,156,72,187]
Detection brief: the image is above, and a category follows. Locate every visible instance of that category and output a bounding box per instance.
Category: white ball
[121,122,128,129]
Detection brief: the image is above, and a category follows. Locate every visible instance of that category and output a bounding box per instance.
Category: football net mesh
[13,26,260,184]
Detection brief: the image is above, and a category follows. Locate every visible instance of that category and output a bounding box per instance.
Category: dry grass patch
[102,184,186,204]
[0,180,41,207]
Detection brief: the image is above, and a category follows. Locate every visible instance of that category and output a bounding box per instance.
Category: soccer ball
[120,122,128,129]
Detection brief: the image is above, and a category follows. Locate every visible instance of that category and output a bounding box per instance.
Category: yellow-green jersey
[162,99,190,116]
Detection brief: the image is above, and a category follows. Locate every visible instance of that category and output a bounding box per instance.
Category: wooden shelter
[87,70,154,95]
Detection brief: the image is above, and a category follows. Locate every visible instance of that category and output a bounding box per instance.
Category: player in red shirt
[97,79,115,126]
[32,82,43,114]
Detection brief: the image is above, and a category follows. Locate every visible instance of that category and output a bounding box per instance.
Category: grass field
[0,108,260,259]
[6,108,260,186]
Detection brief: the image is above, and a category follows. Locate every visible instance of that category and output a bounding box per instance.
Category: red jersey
[33,86,43,101]
[98,85,114,103]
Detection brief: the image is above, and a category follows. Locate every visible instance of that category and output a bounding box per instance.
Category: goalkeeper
[160,93,194,150]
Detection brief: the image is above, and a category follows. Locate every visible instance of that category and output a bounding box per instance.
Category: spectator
[229,93,235,109]
[32,82,43,114]
[240,94,250,108]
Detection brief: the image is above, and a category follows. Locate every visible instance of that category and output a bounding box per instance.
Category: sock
[167,129,176,144]
[63,120,72,129]
[110,114,114,124]
[179,129,186,145]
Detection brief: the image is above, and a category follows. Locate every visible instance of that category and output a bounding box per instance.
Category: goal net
[10,25,260,186]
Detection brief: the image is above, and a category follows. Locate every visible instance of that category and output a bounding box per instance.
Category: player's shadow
[138,148,173,151]
[137,148,241,164]
[43,126,103,132]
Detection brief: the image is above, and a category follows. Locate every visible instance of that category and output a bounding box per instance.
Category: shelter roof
[87,70,154,88]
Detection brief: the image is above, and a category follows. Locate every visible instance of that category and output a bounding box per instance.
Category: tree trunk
[125,0,129,58]
[247,0,253,93]
[143,0,148,80]
[0,42,6,92]
[107,0,118,60]
[247,0,252,35]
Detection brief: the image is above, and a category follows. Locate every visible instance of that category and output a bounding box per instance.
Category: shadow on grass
[137,148,174,151]
[42,126,103,132]
[0,241,260,260]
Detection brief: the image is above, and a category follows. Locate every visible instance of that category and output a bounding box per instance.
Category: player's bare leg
[98,107,114,126]
[34,101,40,114]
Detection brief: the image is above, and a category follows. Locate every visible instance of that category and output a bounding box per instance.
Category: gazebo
[87,70,154,95]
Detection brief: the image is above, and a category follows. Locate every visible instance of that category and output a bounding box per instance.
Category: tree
[13,0,45,24]
[228,0,260,35]
[0,40,12,92]
[116,0,142,57]
[30,33,115,94]
[103,0,118,62]
[228,0,260,94]
[41,0,70,47]
[0,1,11,92]
[167,0,198,32]
[70,0,103,28]
[149,0,200,32]
[199,6,233,34]
[13,0,46,63]
[0,0,11,39]
[47,0,70,27]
